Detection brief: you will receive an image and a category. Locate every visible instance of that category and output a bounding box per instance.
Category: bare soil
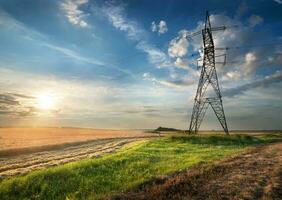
[113,142,282,200]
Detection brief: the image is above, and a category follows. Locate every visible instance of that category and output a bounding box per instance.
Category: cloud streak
[102,3,168,66]
[0,93,39,117]
[143,72,194,88]
[0,94,20,105]
[223,71,282,97]
[102,3,143,40]
[0,10,135,78]
[273,0,282,4]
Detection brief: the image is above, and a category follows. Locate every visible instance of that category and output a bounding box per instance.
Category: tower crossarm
[185,26,227,40]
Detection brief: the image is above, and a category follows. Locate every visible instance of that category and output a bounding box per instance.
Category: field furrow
[0,138,141,178]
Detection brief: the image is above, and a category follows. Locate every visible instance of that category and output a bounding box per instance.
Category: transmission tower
[188,11,229,135]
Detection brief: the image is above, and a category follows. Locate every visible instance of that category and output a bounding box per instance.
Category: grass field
[0,134,279,200]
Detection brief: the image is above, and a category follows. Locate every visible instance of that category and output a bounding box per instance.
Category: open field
[0,128,156,178]
[0,138,145,178]
[115,139,282,200]
[0,128,155,156]
[0,133,281,200]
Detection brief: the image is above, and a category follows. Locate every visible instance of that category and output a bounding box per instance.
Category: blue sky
[0,0,281,130]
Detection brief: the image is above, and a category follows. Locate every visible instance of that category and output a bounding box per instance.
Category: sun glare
[37,93,55,110]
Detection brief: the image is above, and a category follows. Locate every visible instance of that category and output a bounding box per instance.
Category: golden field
[0,127,151,151]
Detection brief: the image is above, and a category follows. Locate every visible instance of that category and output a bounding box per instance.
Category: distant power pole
[188,11,229,135]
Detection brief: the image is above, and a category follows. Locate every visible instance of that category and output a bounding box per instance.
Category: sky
[0,0,281,130]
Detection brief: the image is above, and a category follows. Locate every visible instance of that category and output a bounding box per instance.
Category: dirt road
[114,142,282,200]
[0,138,146,178]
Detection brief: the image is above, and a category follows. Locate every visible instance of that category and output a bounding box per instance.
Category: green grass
[0,134,280,200]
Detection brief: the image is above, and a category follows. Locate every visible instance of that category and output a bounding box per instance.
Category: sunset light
[37,93,56,110]
[0,1,281,199]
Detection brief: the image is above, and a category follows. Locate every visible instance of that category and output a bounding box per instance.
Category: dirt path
[0,138,146,178]
[113,142,282,200]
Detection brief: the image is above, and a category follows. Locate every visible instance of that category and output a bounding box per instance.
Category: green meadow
[0,134,280,200]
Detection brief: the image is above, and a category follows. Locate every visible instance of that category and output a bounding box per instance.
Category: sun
[37,93,55,110]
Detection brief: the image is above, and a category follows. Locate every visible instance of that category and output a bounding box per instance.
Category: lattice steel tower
[188,11,229,135]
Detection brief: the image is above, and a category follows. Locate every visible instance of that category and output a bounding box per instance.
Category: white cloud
[43,43,104,66]
[61,0,89,28]
[202,14,280,79]
[151,20,168,34]
[151,21,157,32]
[136,41,167,64]
[224,70,282,97]
[102,3,167,65]
[0,68,111,114]
[158,20,168,34]
[0,10,135,78]
[156,59,198,80]
[224,71,242,81]
[174,57,188,68]
[143,72,155,81]
[273,0,282,4]
[0,68,177,126]
[43,42,136,77]
[163,11,282,94]
[168,30,189,58]
[268,52,282,65]
[102,4,143,40]
[245,52,256,64]
[248,15,263,27]
[242,52,260,76]
[143,72,195,89]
